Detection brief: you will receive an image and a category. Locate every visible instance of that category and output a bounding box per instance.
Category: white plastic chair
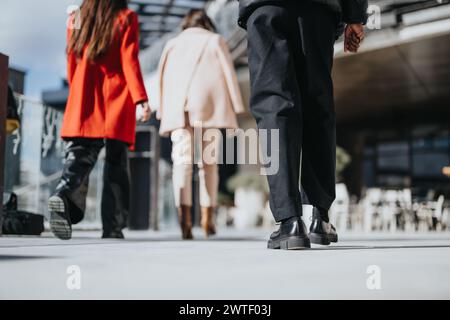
[381,190,400,232]
[329,183,350,231]
[362,188,383,232]
[430,195,445,230]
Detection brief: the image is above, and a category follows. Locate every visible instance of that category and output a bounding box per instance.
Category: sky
[0,0,82,99]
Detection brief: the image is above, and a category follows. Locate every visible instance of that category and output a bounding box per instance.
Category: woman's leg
[198,128,221,237]
[171,127,194,208]
[199,163,219,237]
[50,138,104,239]
[198,163,219,207]
[101,139,130,238]
[171,126,194,239]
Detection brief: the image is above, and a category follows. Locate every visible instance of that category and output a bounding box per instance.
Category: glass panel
[413,152,450,177]
[4,97,43,213]
[4,95,103,226]
[377,141,410,170]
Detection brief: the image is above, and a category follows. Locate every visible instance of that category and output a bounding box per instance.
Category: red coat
[61,9,148,145]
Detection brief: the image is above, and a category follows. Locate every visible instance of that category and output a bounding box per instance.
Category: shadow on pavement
[309,244,450,251]
[0,255,58,261]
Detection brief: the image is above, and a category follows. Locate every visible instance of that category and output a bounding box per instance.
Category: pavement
[1,228,450,300]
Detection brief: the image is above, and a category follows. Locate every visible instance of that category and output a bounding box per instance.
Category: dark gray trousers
[246,1,338,222]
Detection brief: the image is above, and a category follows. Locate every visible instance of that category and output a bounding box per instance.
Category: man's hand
[344,24,365,53]
[136,101,152,122]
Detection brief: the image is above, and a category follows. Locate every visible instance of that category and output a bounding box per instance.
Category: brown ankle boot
[201,207,216,238]
[178,205,193,240]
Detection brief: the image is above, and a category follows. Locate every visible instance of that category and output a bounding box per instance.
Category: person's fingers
[349,34,361,47]
[138,106,150,122]
[357,33,365,42]
[344,27,364,53]
[141,114,149,122]
[346,38,358,48]
[349,37,360,46]
[344,24,364,53]
[349,44,359,52]
[351,32,362,42]
[354,33,364,43]
[346,42,359,53]
[344,40,352,52]
[143,107,152,121]
[345,35,353,50]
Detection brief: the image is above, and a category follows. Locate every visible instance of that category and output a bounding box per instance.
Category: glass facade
[363,126,450,197]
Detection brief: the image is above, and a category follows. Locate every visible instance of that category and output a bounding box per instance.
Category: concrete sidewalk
[1,229,450,299]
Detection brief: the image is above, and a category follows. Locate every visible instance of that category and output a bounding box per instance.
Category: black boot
[267,217,311,250]
[49,139,104,240]
[54,139,104,224]
[48,194,72,240]
[309,208,338,245]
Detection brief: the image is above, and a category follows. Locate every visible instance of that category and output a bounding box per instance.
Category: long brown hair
[68,0,128,61]
[181,9,216,32]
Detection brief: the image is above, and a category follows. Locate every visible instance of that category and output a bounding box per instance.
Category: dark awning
[130,0,209,49]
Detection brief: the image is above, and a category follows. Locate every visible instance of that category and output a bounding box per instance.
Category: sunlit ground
[1,228,450,299]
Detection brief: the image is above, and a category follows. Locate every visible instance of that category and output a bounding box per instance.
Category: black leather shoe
[102,230,125,239]
[267,217,311,250]
[48,194,72,240]
[309,208,338,245]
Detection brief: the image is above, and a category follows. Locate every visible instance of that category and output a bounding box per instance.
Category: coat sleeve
[120,12,148,104]
[215,36,246,114]
[155,42,172,121]
[342,0,369,24]
[66,28,77,86]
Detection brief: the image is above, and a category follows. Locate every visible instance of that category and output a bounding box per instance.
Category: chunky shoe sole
[309,232,338,246]
[48,196,72,240]
[268,236,311,250]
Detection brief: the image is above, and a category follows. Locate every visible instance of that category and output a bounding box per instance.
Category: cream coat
[156,28,245,136]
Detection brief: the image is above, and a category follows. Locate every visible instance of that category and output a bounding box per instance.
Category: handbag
[2,193,44,236]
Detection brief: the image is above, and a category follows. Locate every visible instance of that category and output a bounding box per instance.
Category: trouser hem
[271,201,302,223]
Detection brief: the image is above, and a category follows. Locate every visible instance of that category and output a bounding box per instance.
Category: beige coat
[156,28,245,136]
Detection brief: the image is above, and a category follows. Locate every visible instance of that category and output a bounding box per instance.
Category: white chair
[348,195,362,231]
[416,194,445,231]
[398,189,414,231]
[429,195,445,230]
[329,183,350,231]
[442,207,450,231]
[362,188,383,232]
[381,190,401,232]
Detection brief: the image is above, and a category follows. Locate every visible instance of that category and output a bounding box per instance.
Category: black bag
[2,193,44,236]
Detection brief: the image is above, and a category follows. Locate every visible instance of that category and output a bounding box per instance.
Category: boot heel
[178,206,193,240]
[309,233,331,245]
[280,237,310,250]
